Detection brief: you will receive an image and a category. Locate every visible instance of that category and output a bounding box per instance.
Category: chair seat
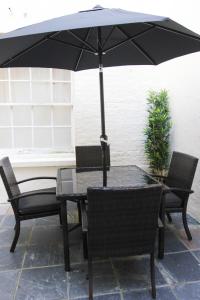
[18,187,60,215]
[165,191,183,208]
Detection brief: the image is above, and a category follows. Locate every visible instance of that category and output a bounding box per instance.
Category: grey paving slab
[24,241,83,268]
[68,262,119,299]
[68,226,82,243]
[168,213,200,229]
[24,243,64,268]
[0,206,199,300]
[173,282,200,300]
[1,214,35,227]
[159,251,200,283]
[0,215,4,225]
[0,270,19,300]
[75,293,121,300]
[123,286,176,300]
[0,204,9,215]
[0,246,26,271]
[15,266,68,300]
[163,229,187,253]
[29,225,63,246]
[94,293,121,300]
[0,204,9,227]
[69,242,84,264]
[35,215,60,226]
[0,227,31,247]
[178,228,200,250]
[112,256,166,291]
[191,250,200,262]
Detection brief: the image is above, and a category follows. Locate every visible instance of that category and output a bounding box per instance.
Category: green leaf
[144,89,172,173]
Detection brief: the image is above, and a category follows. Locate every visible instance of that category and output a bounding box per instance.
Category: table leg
[61,201,70,271]
[158,195,165,259]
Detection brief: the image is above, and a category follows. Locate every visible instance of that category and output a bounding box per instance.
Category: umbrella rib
[67,30,97,52]
[102,26,116,49]
[104,25,155,53]
[0,31,61,67]
[147,22,200,42]
[49,37,95,54]
[74,28,92,71]
[116,26,156,65]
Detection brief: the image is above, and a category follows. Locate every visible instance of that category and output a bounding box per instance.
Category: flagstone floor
[1,204,200,300]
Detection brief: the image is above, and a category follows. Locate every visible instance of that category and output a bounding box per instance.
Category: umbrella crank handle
[100,137,109,145]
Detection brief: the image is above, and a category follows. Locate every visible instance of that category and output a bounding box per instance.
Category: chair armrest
[80,201,88,232]
[17,177,56,184]
[8,190,56,202]
[158,218,164,229]
[163,186,193,195]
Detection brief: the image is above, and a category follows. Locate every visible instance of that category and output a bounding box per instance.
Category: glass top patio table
[56,165,158,201]
[56,165,160,271]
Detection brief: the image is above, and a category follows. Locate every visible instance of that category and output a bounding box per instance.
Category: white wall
[166,54,200,218]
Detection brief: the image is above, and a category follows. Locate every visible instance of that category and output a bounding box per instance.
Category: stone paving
[1,204,200,300]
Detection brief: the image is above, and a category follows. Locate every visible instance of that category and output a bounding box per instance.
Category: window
[0,68,73,154]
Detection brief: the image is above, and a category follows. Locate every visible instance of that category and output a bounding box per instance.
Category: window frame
[0,67,74,154]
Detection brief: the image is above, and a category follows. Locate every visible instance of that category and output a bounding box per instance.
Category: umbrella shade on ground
[0,5,200,185]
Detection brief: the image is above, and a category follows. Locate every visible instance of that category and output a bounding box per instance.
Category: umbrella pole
[98,28,108,187]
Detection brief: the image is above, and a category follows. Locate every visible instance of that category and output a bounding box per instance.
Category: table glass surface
[57,165,157,200]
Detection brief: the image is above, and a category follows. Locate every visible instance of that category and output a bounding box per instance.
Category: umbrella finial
[93,5,104,10]
[79,5,104,13]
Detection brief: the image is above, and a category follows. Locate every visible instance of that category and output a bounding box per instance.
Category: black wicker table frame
[56,165,164,271]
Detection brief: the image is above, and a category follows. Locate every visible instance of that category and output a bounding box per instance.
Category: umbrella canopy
[0,6,200,69]
[0,5,200,185]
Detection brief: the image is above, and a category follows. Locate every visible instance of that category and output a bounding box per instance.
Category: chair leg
[88,255,93,300]
[150,252,156,299]
[158,226,164,259]
[59,211,63,226]
[83,232,88,259]
[158,195,165,259]
[166,212,172,223]
[182,209,192,240]
[61,202,70,272]
[10,220,20,252]
[77,202,82,225]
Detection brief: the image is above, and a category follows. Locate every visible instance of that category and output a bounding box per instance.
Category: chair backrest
[87,185,162,258]
[0,157,20,199]
[166,151,198,192]
[75,145,110,170]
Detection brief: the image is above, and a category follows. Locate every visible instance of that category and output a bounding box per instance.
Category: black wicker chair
[74,145,110,224]
[75,145,110,171]
[0,156,62,252]
[81,185,162,299]
[155,151,198,240]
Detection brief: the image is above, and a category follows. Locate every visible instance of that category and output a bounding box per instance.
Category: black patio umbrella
[0,5,200,185]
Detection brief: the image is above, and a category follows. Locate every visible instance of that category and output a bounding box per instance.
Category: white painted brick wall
[74,67,149,168]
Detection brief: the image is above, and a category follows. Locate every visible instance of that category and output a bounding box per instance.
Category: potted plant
[144,89,172,175]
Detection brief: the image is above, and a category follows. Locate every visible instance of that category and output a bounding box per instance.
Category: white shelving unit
[0,68,73,152]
